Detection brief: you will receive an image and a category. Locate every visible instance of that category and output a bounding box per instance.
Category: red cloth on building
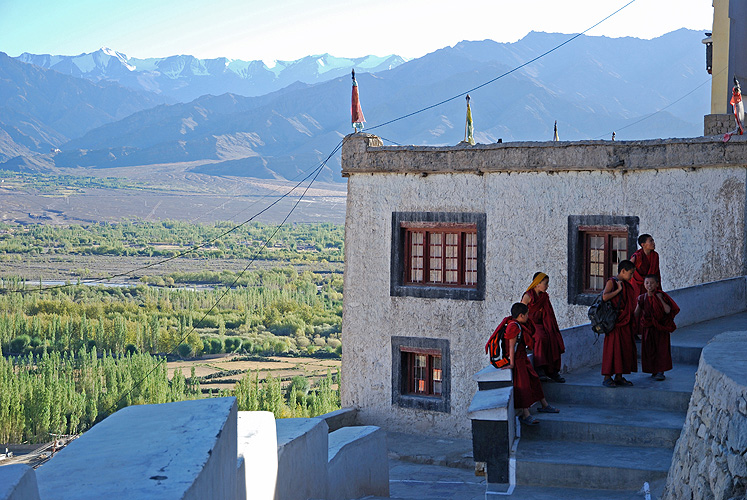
[638,292,679,374]
[526,289,565,375]
[630,249,661,297]
[503,318,545,409]
[601,279,638,376]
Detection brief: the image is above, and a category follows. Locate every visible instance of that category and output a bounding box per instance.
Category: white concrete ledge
[35,397,238,500]
[327,426,389,500]
[0,464,40,500]
[237,411,277,500]
[275,418,328,500]
[468,388,513,421]
[473,365,512,383]
[668,276,747,327]
[316,407,359,432]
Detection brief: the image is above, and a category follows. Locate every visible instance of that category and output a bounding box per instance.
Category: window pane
[414,354,427,394]
[407,231,424,284]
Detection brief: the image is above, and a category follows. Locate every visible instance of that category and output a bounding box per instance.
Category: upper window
[403,224,477,287]
[568,215,638,305]
[391,212,486,300]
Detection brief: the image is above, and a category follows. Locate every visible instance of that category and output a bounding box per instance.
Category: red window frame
[402,223,477,288]
[580,226,628,293]
[401,347,443,397]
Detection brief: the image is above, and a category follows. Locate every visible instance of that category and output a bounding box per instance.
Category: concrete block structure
[341,132,747,438]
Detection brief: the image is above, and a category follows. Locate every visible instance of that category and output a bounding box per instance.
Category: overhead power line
[367,0,638,133]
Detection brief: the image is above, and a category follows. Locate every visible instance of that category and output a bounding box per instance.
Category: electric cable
[100,140,336,417]
[592,66,727,140]
[6,140,343,296]
[366,0,638,133]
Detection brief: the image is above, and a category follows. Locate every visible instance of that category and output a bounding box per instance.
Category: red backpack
[485,321,522,369]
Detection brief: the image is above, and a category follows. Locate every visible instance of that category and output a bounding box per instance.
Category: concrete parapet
[275,418,329,500]
[35,397,239,500]
[662,330,747,500]
[316,407,359,432]
[326,426,389,500]
[0,464,41,500]
[342,133,747,176]
[668,276,747,327]
[237,411,277,500]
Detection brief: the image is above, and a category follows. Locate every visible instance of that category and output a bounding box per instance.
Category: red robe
[638,292,679,374]
[498,316,544,409]
[631,249,661,297]
[525,289,565,375]
[601,279,638,376]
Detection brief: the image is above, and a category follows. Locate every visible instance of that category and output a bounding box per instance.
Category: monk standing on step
[521,272,566,383]
[601,260,638,388]
[630,234,661,297]
[499,302,559,425]
[634,275,679,381]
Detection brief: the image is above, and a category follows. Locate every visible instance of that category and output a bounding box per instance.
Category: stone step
[542,363,697,412]
[515,439,673,490]
[519,404,685,448]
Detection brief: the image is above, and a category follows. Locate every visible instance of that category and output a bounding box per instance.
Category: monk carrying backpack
[587,284,619,335]
[485,322,523,369]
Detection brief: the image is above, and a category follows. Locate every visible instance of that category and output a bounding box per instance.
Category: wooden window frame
[392,336,450,413]
[401,347,443,397]
[402,224,477,288]
[580,227,628,293]
[391,212,486,301]
[567,215,639,306]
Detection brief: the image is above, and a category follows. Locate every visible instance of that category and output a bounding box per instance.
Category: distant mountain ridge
[1,29,711,183]
[16,49,406,102]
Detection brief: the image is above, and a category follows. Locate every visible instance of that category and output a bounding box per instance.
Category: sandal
[538,405,559,413]
[614,377,634,386]
[653,373,666,381]
[519,415,539,426]
[548,373,565,383]
[602,379,617,388]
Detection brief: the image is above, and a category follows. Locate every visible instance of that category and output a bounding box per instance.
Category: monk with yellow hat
[521,272,566,383]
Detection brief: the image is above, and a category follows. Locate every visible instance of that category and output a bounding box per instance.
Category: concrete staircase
[513,311,747,497]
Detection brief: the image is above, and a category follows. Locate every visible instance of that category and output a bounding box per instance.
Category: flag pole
[351,69,365,133]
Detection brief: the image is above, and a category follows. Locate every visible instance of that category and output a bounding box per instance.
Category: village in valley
[1,1,747,500]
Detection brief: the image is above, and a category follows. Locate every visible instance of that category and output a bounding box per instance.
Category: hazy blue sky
[1,0,712,62]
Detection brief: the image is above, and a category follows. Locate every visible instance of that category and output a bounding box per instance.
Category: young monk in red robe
[601,260,638,388]
[630,234,661,297]
[634,275,680,381]
[499,302,559,425]
[521,272,566,383]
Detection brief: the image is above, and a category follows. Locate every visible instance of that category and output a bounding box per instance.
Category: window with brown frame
[581,227,628,293]
[403,223,477,288]
[392,212,485,301]
[401,348,443,397]
[392,336,450,412]
[568,215,638,305]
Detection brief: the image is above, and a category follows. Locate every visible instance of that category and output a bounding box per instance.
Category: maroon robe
[601,278,638,376]
[638,291,679,374]
[499,317,544,409]
[631,249,661,297]
[526,289,566,375]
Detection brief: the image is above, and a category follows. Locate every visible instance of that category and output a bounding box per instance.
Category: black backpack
[485,322,522,368]
[587,282,620,335]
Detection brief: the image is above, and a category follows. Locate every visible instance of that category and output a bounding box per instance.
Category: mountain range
[0,29,711,182]
[15,48,406,102]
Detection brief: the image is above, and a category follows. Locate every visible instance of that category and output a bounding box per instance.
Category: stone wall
[341,133,747,438]
[662,331,747,500]
[704,113,737,136]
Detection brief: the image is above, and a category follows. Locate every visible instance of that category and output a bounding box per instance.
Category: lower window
[392,337,450,413]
